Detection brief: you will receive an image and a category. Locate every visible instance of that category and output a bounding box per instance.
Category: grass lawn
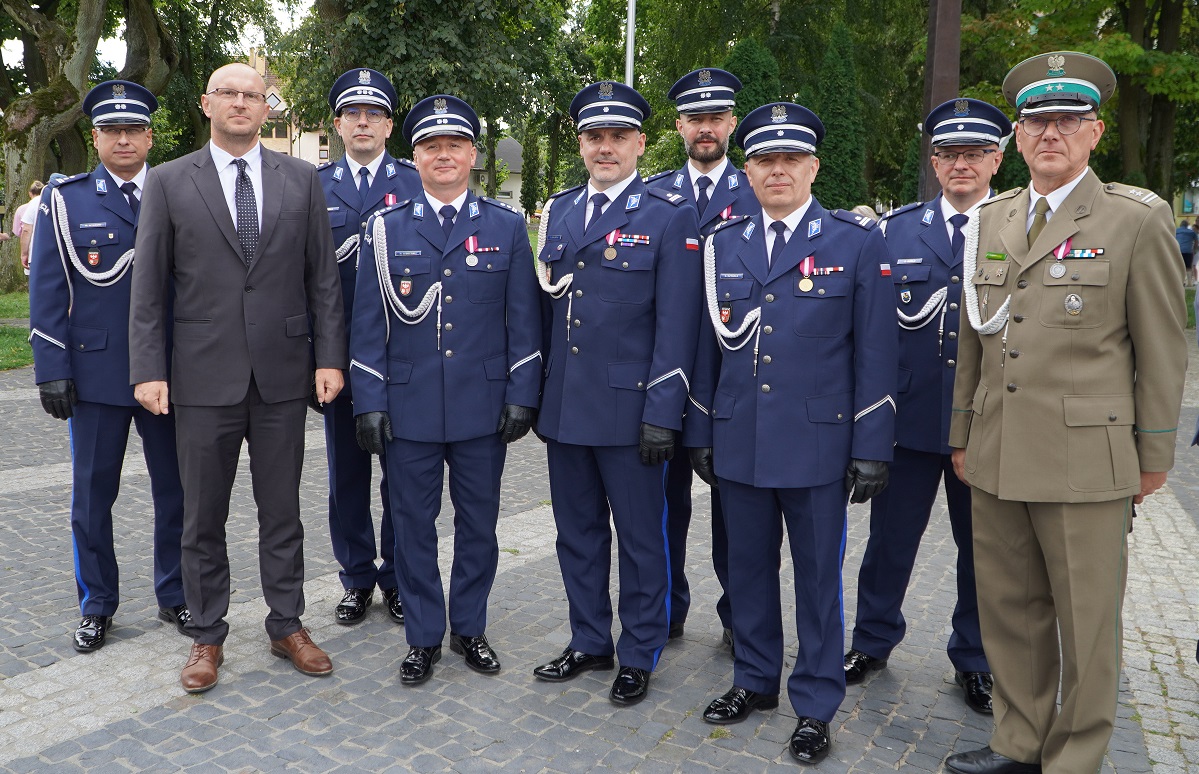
[0,326,32,370]
[0,291,29,318]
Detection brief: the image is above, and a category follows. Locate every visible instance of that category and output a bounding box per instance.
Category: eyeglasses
[932,148,998,165]
[1019,115,1095,136]
[206,87,268,105]
[97,125,150,137]
[341,107,388,123]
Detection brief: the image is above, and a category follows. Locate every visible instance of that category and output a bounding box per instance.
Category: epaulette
[879,201,923,222]
[831,208,876,229]
[50,171,89,188]
[481,196,516,212]
[369,199,412,220]
[397,158,416,169]
[548,184,585,201]
[1102,182,1162,206]
[711,214,750,233]
[316,161,335,172]
[646,188,686,206]
[981,187,1022,207]
[643,169,675,184]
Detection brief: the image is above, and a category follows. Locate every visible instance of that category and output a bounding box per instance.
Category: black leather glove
[39,379,77,421]
[355,411,392,455]
[689,447,717,488]
[639,423,676,465]
[497,404,536,443]
[845,458,889,504]
[307,378,326,415]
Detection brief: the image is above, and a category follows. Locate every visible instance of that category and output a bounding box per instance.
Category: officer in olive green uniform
[945,52,1187,774]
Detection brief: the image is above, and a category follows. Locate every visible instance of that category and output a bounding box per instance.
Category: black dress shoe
[533,647,615,682]
[722,627,736,658]
[382,587,404,625]
[843,648,887,684]
[945,746,1041,773]
[703,686,779,724]
[334,588,372,624]
[73,615,111,652]
[955,671,994,715]
[157,604,192,636]
[399,645,442,685]
[450,633,501,674]
[788,717,831,765]
[609,666,650,705]
[668,621,685,639]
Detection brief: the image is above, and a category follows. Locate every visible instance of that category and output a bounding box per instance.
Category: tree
[724,38,781,122]
[519,117,543,217]
[812,22,867,210]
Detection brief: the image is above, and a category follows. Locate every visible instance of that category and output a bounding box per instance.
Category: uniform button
[1071,272,1080,280]
[949,302,958,310]
[1109,413,1118,422]
[1017,279,1028,289]
[1013,314,1024,322]
[951,276,960,284]
[763,325,773,334]
[818,288,826,295]
[444,268,452,276]
[444,295,452,303]
[79,343,85,350]
[947,331,957,340]
[1007,383,1017,392]
[947,359,955,368]
[636,382,644,389]
[572,319,581,327]
[570,346,579,354]
[901,274,908,281]
[487,263,493,269]
[577,261,585,269]
[836,413,843,419]
[575,290,583,298]
[761,384,771,393]
[622,261,629,268]
[765,293,775,302]
[444,323,453,331]
[404,268,411,275]
[245,286,254,292]
[90,239,97,245]
[723,292,731,300]
[361,222,367,229]
[445,350,453,358]
[761,355,772,364]
[1010,350,1020,358]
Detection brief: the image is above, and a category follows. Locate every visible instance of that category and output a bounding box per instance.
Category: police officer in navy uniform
[644,67,759,650]
[29,80,190,652]
[351,94,541,685]
[687,102,896,764]
[318,68,421,627]
[844,98,1007,715]
[531,81,702,706]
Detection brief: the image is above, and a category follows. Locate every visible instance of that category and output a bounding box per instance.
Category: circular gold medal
[798,277,814,292]
[604,246,617,260]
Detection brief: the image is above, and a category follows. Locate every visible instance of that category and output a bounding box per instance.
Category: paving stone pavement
[0,338,1196,773]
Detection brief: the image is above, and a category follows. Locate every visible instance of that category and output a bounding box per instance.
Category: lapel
[95,165,137,227]
[564,188,588,247]
[443,193,481,257]
[191,146,242,260]
[331,158,360,211]
[919,195,957,268]
[998,187,1033,268]
[253,148,285,267]
[765,198,825,285]
[580,181,637,249]
[414,192,448,252]
[701,160,737,227]
[734,215,769,285]
[360,153,395,215]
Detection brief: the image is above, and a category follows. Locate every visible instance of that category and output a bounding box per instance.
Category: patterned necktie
[769,221,788,267]
[440,205,456,238]
[119,181,140,219]
[1028,197,1051,249]
[358,167,370,208]
[234,158,258,264]
[587,192,609,230]
[696,175,712,214]
[949,213,969,259]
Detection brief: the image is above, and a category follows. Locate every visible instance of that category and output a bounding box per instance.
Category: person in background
[1176,218,1196,286]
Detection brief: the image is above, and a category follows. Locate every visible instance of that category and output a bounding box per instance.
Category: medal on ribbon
[1049,238,1073,278]
[604,229,619,260]
[798,255,815,292]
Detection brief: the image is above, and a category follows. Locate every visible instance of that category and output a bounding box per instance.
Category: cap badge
[112,84,125,98]
[1047,54,1066,77]
[433,98,447,114]
[598,82,614,99]
[771,105,788,124]
[954,99,969,117]
[698,70,713,86]
[358,69,371,84]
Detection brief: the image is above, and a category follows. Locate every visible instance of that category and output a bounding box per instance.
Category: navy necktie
[234,158,258,264]
[949,213,969,259]
[357,167,370,208]
[587,192,608,230]
[769,221,788,267]
[696,175,712,215]
[119,181,139,219]
[440,205,456,238]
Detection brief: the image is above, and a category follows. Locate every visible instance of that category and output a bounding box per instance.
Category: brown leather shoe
[181,643,223,694]
[269,628,333,676]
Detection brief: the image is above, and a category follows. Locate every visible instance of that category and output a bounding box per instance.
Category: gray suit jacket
[129,144,346,406]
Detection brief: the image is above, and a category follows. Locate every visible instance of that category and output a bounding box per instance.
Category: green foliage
[640,132,687,178]
[724,39,781,120]
[520,119,543,216]
[812,23,867,210]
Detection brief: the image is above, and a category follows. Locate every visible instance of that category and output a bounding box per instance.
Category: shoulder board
[879,201,923,221]
[643,169,675,183]
[981,187,1023,206]
[548,184,585,201]
[51,171,90,188]
[1102,182,1162,206]
[371,199,413,219]
[480,196,515,212]
[316,161,335,172]
[646,188,686,206]
[831,208,876,229]
[712,214,750,233]
[397,158,416,169]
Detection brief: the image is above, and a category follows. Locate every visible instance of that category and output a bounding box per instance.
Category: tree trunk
[484,118,499,198]
[55,125,90,174]
[546,114,561,194]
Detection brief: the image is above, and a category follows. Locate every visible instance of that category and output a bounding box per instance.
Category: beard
[685,134,728,164]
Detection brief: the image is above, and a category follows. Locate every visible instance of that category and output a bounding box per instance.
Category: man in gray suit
[129,63,347,693]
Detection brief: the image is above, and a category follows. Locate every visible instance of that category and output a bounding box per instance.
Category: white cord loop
[897,287,946,330]
[961,212,1010,335]
[371,214,443,346]
[703,232,760,351]
[51,187,135,290]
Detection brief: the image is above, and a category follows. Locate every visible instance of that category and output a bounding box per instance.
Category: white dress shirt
[586,171,639,226]
[1026,166,1089,231]
[209,141,264,226]
[762,197,814,265]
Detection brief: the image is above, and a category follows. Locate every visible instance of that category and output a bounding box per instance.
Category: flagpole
[624,0,636,86]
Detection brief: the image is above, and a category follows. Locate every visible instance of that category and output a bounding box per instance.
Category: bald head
[202,63,270,155]
[207,63,265,93]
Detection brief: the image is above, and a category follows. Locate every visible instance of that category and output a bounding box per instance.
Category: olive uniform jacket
[949,168,1186,503]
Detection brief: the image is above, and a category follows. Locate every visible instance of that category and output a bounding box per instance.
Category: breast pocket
[598,248,654,304]
[971,261,1012,318]
[716,278,755,325]
[793,275,851,337]
[1039,260,1109,329]
[467,252,511,303]
[388,254,432,298]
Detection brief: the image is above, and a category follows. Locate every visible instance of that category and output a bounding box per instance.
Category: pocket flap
[806,391,852,424]
[898,367,913,393]
[484,353,509,380]
[795,276,851,298]
[467,253,510,272]
[388,359,413,384]
[67,324,108,352]
[73,228,119,247]
[284,314,309,338]
[1043,260,1110,286]
[388,255,431,276]
[328,211,348,228]
[539,243,565,263]
[1063,394,1135,427]
[971,382,988,415]
[607,360,651,390]
[893,265,932,284]
[717,279,754,302]
[601,251,654,272]
[712,390,736,419]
